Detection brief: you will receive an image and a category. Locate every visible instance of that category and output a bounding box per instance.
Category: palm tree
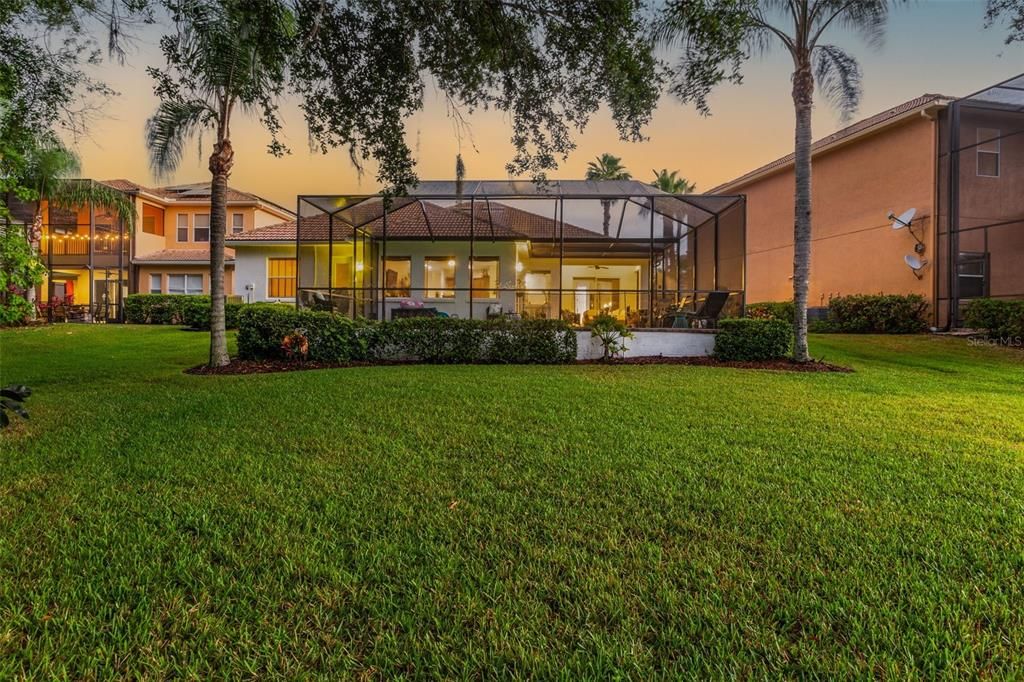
[146,0,294,367]
[17,138,134,313]
[585,153,632,236]
[656,1,898,362]
[651,168,696,195]
[650,169,696,238]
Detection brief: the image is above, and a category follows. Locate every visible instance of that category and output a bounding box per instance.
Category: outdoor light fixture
[515,262,524,273]
[447,259,456,268]
[889,207,925,253]
[355,262,364,272]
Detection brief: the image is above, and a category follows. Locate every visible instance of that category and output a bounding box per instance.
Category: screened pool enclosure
[294,181,746,327]
[938,73,1024,327]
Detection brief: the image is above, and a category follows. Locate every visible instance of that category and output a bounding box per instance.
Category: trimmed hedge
[825,294,928,334]
[237,307,577,364]
[714,318,791,361]
[746,301,795,323]
[124,294,193,325]
[963,298,1024,341]
[180,298,242,330]
[125,294,241,329]
[237,304,365,362]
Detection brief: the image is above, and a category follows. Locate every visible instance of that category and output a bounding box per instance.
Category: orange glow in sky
[71,2,1022,207]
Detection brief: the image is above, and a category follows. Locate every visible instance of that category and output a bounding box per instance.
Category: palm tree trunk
[602,200,611,236]
[791,58,813,363]
[207,138,234,367]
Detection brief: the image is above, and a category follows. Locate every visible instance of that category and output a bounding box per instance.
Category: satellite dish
[904,253,929,279]
[890,208,917,231]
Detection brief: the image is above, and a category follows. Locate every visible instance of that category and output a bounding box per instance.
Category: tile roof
[228,200,606,243]
[100,179,292,212]
[710,93,953,193]
[133,248,235,263]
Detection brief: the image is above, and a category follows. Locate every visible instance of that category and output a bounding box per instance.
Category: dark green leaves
[0,384,31,428]
[291,0,661,191]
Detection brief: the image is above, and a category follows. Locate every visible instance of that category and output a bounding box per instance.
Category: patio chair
[682,291,731,329]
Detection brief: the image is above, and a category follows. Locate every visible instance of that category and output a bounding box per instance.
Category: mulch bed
[186,356,851,375]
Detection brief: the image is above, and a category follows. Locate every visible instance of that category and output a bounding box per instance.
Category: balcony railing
[41,235,129,257]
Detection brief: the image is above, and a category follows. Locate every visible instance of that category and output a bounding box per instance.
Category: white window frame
[977,128,1000,178]
[194,213,211,242]
[176,214,189,242]
[149,274,162,294]
[167,274,204,295]
[231,212,245,234]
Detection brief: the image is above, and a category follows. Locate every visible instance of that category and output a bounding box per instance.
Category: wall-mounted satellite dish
[888,207,925,251]
[904,253,929,279]
[889,208,916,231]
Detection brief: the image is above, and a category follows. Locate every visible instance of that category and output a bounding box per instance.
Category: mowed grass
[1,325,1022,678]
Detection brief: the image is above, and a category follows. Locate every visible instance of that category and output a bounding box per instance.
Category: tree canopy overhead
[290,0,662,191]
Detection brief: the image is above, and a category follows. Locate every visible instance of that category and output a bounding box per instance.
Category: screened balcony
[294,180,745,327]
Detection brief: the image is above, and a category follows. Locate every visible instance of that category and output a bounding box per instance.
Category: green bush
[180,298,242,330]
[124,294,194,325]
[825,294,929,334]
[714,318,791,361]
[963,298,1024,341]
[237,309,577,364]
[125,294,241,328]
[370,317,577,364]
[237,304,366,362]
[746,301,795,323]
[588,312,633,360]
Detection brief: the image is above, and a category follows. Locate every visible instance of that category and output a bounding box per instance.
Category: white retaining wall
[576,329,716,360]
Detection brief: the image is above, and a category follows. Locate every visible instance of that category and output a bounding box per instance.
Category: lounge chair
[682,291,731,328]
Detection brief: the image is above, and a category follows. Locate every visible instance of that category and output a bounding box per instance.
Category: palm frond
[50,180,136,230]
[145,99,216,178]
[23,143,81,200]
[813,44,862,120]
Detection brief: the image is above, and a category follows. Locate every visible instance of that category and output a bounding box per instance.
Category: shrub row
[237,304,366,362]
[745,301,795,323]
[236,306,577,364]
[124,294,241,329]
[823,294,929,333]
[963,298,1024,341]
[714,318,791,361]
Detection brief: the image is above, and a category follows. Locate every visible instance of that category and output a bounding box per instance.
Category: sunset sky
[72,1,1023,207]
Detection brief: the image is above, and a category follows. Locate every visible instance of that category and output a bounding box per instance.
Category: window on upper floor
[978,128,1000,177]
[176,214,189,242]
[194,214,210,242]
[232,213,244,234]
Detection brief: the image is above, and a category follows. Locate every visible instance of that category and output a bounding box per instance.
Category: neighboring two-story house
[36,180,293,321]
[711,73,1023,328]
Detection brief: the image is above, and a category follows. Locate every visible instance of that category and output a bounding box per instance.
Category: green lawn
[1,325,1022,678]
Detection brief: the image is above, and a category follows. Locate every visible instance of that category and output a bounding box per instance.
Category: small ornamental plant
[590,312,633,361]
[281,329,310,361]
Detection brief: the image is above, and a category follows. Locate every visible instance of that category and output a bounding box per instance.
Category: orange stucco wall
[136,265,234,295]
[733,114,939,308]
